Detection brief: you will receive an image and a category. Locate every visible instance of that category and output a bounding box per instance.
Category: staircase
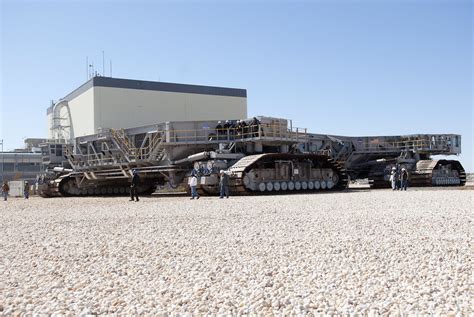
[225,142,236,152]
[332,143,352,163]
[110,129,135,162]
[147,132,166,161]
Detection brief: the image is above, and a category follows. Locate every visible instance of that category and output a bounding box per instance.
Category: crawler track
[227,153,349,194]
[39,174,156,197]
[368,159,466,189]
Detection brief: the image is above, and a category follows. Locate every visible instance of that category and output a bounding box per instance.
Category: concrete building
[0,151,43,184]
[47,77,247,141]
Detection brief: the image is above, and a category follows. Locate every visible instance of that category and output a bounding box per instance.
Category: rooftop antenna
[88,63,94,79]
[86,56,89,81]
[102,51,105,77]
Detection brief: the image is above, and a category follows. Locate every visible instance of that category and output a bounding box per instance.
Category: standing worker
[219,170,230,199]
[223,120,231,140]
[215,121,223,140]
[229,120,237,139]
[189,170,200,200]
[400,168,409,191]
[24,181,30,199]
[395,164,402,190]
[129,169,140,202]
[235,120,242,137]
[2,181,9,201]
[240,120,248,138]
[251,117,259,137]
[389,167,397,190]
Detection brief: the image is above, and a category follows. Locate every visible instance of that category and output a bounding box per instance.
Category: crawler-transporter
[38,117,465,197]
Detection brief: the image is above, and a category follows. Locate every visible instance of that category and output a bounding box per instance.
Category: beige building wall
[93,87,247,132]
[66,89,95,137]
[51,78,248,138]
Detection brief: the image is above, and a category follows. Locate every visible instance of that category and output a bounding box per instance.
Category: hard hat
[402,168,406,171]
[225,120,230,123]
[218,121,222,124]
[392,167,396,170]
[220,170,224,174]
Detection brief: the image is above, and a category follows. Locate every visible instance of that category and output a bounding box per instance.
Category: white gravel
[0,189,472,315]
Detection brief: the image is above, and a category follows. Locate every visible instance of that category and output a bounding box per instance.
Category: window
[17,163,41,172]
[56,145,63,157]
[0,163,14,171]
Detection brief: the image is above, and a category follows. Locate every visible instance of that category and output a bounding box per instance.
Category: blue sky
[1,0,472,171]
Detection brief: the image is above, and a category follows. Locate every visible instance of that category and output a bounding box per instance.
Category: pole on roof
[1,139,3,184]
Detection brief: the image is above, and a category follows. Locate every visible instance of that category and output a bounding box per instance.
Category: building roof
[47,77,247,114]
[66,76,247,101]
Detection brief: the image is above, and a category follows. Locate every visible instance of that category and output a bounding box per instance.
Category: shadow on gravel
[34,184,471,200]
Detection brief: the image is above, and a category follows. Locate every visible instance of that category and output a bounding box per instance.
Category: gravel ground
[1,189,472,315]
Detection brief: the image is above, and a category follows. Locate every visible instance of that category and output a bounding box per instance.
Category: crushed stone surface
[0,189,472,315]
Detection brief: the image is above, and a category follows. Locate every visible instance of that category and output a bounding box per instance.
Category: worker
[400,168,409,191]
[129,169,140,202]
[219,170,230,199]
[223,120,231,140]
[235,120,242,137]
[189,169,200,200]
[240,120,249,138]
[395,164,402,190]
[229,120,237,139]
[250,117,257,137]
[389,167,398,190]
[24,181,30,199]
[240,120,248,138]
[215,121,223,140]
[251,117,261,137]
[2,181,9,201]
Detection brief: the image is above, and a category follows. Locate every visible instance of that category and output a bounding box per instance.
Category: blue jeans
[3,192,7,201]
[400,180,408,190]
[24,191,29,199]
[191,186,199,199]
[220,184,229,198]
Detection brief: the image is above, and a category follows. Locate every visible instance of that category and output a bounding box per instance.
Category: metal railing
[354,136,453,153]
[70,123,308,167]
[166,124,307,144]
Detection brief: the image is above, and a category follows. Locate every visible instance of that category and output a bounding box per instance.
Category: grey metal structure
[37,116,465,197]
[0,152,43,183]
[309,132,464,187]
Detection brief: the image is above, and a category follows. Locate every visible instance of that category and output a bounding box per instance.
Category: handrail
[352,138,452,153]
[78,123,305,166]
[76,125,455,167]
[165,123,306,143]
